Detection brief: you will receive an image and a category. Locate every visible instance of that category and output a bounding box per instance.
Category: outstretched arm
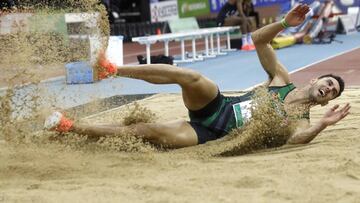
[251,4,309,85]
[253,4,310,44]
[287,103,351,144]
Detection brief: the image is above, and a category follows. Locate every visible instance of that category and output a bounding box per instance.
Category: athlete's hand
[284,4,310,27]
[320,103,351,126]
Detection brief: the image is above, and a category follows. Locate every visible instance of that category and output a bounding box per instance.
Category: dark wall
[0,0,15,8]
[110,0,150,22]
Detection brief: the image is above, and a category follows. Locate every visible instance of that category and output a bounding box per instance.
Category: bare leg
[70,120,198,148]
[68,64,217,148]
[224,16,248,34]
[117,64,218,111]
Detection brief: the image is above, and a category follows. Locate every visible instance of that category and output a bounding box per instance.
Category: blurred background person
[0,0,16,10]
[216,0,256,51]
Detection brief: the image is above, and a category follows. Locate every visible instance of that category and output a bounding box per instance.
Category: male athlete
[45,4,350,148]
[216,0,256,50]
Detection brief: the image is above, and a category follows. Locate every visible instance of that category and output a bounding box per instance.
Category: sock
[242,35,248,46]
[247,33,253,45]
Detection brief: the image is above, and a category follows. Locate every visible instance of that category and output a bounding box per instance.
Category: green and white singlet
[188,83,309,144]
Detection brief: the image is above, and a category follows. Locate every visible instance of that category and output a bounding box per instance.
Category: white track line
[239,46,360,92]
[0,40,227,92]
[0,76,65,93]
[288,46,360,74]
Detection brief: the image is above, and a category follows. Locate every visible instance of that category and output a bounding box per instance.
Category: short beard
[308,86,318,103]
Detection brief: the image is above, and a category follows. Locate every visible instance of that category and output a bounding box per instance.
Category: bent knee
[140,121,197,148]
[156,132,197,148]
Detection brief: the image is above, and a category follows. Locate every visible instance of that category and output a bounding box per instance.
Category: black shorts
[188,91,227,144]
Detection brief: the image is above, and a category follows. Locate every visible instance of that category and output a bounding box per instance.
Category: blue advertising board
[253,0,291,14]
[209,0,291,13]
[209,0,359,14]
[252,0,288,7]
[209,0,227,12]
[296,0,359,14]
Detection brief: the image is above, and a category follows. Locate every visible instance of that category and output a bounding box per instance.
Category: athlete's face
[309,77,340,105]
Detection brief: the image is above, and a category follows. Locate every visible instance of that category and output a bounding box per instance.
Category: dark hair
[318,74,345,98]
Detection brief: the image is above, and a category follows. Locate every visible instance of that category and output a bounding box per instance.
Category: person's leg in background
[223,16,255,50]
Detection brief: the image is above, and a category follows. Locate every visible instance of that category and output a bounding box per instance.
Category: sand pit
[0,88,359,202]
[1,1,359,201]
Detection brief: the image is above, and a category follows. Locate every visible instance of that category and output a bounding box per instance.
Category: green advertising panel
[29,13,67,37]
[178,0,210,18]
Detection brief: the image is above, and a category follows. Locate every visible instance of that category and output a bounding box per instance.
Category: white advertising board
[150,0,179,23]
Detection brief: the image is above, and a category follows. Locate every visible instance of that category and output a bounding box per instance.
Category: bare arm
[287,103,351,144]
[287,119,325,144]
[251,4,309,85]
